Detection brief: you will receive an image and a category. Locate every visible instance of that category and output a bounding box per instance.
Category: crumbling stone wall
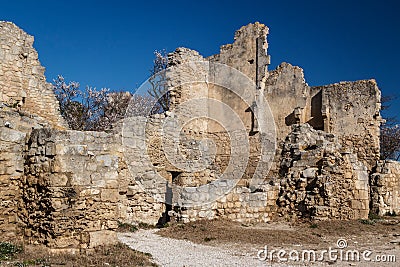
[313,80,381,170]
[371,160,400,216]
[208,22,270,86]
[122,112,277,224]
[278,124,369,220]
[264,62,310,142]
[169,22,381,163]
[0,121,25,241]
[0,21,65,129]
[21,127,164,251]
[0,107,49,242]
[0,21,393,251]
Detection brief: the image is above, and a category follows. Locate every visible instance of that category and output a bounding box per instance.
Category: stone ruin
[0,21,399,252]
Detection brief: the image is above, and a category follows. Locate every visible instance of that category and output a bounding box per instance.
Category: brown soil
[0,242,156,267]
[158,217,400,250]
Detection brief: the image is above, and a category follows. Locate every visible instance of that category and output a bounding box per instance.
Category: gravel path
[118,229,400,267]
[117,229,265,267]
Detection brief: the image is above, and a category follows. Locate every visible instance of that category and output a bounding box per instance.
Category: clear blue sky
[1,0,399,118]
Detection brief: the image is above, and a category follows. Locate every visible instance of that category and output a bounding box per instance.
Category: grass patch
[0,242,157,267]
[0,242,22,261]
[139,222,156,229]
[117,221,157,232]
[368,212,382,220]
[309,223,318,229]
[117,221,138,232]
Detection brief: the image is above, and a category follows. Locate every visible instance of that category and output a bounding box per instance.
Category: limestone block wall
[208,22,270,86]
[278,124,370,220]
[122,112,278,224]
[264,62,310,142]
[0,124,25,241]
[178,184,279,223]
[0,108,49,242]
[22,129,119,249]
[21,127,164,250]
[172,127,278,223]
[313,80,381,170]
[371,160,400,216]
[0,21,65,129]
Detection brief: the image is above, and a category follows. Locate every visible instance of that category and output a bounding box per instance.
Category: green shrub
[368,212,381,220]
[0,242,22,261]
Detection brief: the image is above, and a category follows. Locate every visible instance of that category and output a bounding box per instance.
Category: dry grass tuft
[0,242,157,267]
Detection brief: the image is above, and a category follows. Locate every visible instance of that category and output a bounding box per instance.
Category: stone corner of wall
[234,22,269,40]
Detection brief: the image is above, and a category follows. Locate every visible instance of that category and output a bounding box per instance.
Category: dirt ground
[0,242,156,267]
[158,216,400,266]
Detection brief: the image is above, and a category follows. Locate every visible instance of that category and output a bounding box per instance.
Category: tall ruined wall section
[313,80,381,170]
[0,118,26,241]
[168,23,270,133]
[122,114,278,224]
[208,22,270,85]
[264,62,310,142]
[0,108,49,243]
[162,22,383,223]
[0,22,65,129]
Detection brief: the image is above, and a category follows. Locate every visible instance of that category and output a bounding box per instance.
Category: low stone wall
[177,184,279,223]
[21,127,164,251]
[371,160,400,216]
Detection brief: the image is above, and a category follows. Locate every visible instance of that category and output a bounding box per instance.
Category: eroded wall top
[209,22,270,85]
[0,21,65,129]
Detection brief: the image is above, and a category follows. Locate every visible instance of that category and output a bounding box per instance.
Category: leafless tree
[100,92,159,129]
[53,51,170,131]
[380,95,400,160]
[53,75,109,131]
[53,76,161,131]
[148,50,170,112]
[381,123,400,160]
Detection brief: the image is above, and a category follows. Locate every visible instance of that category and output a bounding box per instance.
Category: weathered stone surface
[277,124,370,220]
[371,160,400,216]
[0,21,395,252]
[0,21,66,129]
[312,80,381,170]
[89,230,118,248]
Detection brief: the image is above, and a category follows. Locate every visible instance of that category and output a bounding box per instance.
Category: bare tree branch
[148,50,170,112]
[380,95,400,160]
